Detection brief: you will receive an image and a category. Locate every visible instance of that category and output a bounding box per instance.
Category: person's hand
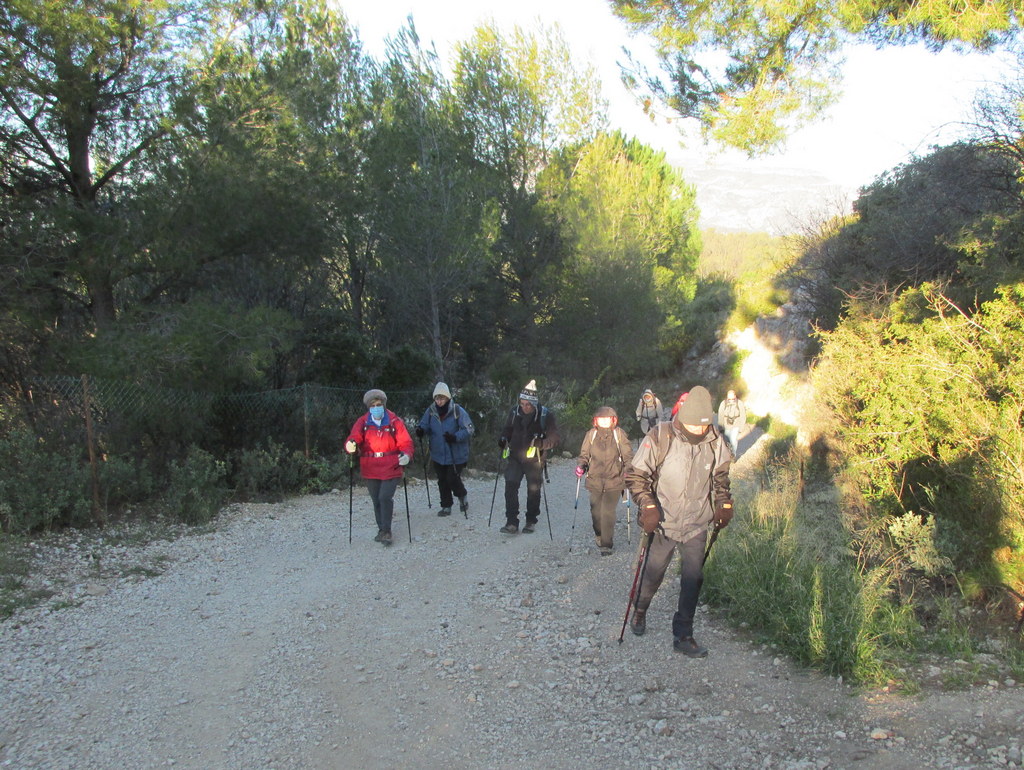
[345,440,357,454]
[498,437,508,450]
[715,501,734,528]
[443,431,456,444]
[639,504,660,534]
[575,464,588,478]
[415,426,425,438]
[398,453,410,466]
[532,432,545,441]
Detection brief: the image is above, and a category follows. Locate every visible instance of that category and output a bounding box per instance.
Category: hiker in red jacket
[345,389,414,546]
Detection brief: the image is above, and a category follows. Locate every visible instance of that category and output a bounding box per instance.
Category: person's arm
[456,405,475,441]
[394,417,415,458]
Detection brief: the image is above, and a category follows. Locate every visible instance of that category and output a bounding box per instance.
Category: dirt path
[1,443,1021,769]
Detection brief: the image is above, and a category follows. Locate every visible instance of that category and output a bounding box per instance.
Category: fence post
[303,383,310,459]
[81,374,103,524]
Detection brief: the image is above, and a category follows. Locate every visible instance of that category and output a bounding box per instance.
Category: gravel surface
[2,444,1022,769]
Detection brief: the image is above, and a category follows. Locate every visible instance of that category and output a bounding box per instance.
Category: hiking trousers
[589,489,620,549]
[365,477,399,534]
[432,460,467,509]
[503,456,543,526]
[635,529,706,639]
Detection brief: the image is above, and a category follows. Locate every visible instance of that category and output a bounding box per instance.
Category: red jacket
[346,410,414,480]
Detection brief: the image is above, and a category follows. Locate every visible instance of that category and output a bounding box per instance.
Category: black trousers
[503,456,543,526]
[432,460,467,508]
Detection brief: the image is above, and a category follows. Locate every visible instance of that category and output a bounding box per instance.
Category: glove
[443,431,456,444]
[715,501,734,528]
[639,504,660,534]
[575,464,587,478]
[345,440,357,454]
[532,432,546,440]
[498,437,508,450]
[398,453,410,466]
[415,426,425,438]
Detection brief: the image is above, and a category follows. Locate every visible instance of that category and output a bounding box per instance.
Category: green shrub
[161,446,227,525]
[0,430,91,532]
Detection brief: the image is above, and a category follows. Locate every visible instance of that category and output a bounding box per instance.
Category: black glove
[639,504,660,534]
[443,431,456,444]
[415,426,425,438]
[715,501,734,528]
[498,436,508,449]
[532,432,546,440]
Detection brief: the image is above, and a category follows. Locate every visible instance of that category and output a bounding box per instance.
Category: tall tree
[611,0,1020,155]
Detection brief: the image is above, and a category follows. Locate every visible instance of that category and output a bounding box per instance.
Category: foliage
[0,430,92,533]
[611,0,1020,154]
[230,440,340,501]
[160,446,228,525]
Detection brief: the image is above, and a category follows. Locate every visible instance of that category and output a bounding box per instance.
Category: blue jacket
[417,402,474,465]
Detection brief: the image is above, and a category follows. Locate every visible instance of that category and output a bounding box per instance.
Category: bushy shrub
[161,446,227,525]
[0,430,91,532]
[230,440,340,501]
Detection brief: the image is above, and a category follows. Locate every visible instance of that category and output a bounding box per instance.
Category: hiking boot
[673,636,708,657]
[459,496,469,514]
[373,531,384,543]
[380,531,393,546]
[599,546,613,556]
[438,507,452,517]
[630,607,647,636]
[522,520,537,534]
[500,524,519,534]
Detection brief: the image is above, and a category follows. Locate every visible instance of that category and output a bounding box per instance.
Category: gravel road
[1,444,1022,769]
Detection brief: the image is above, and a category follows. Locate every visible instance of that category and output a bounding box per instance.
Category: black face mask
[435,400,450,417]
[678,424,708,444]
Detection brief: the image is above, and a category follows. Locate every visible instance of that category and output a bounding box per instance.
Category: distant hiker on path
[497,380,561,534]
[416,382,474,517]
[635,388,663,437]
[717,389,747,456]
[576,406,633,556]
[625,385,733,657]
[345,389,414,546]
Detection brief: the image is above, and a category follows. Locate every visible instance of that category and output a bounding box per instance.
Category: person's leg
[636,532,677,609]
[503,459,525,528]
[597,490,618,550]
[365,479,383,532]
[433,460,454,513]
[671,531,708,640]
[451,463,468,506]
[377,477,399,534]
[522,460,544,529]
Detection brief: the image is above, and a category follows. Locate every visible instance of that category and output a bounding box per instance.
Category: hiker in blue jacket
[416,382,474,517]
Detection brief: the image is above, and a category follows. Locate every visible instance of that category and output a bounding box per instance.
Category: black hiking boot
[500,523,519,534]
[373,531,384,543]
[522,520,537,534]
[630,607,647,636]
[673,636,708,657]
[380,531,393,546]
[438,507,452,517]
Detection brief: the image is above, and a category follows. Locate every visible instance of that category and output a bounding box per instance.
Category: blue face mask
[369,405,385,421]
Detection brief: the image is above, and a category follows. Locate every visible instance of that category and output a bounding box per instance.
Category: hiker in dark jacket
[416,382,474,517]
[497,379,561,534]
[625,386,733,657]
[576,406,633,555]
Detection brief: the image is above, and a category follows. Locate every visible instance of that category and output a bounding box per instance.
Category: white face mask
[595,417,614,429]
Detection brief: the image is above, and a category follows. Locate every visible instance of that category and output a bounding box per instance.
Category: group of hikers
[343,380,749,657]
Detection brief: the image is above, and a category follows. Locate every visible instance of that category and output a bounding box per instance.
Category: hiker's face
[519,399,535,414]
[682,423,709,435]
[434,395,449,407]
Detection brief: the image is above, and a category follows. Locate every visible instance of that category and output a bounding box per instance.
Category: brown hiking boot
[630,607,647,636]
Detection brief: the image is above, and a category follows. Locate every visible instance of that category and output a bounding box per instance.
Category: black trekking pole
[541,458,553,541]
[618,531,653,644]
[347,454,355,545]
[488,449,506,527]
[403,474,412,543]
[703,522,722,565]
[569,472,582,552]
[419,437,432,509]
[625,489,632,545]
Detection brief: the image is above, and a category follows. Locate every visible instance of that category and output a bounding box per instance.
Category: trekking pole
[419,437,432,509]
[541,457,553,541]
[618,531,653,644]
[703,522,722,565]
[403,474,412,543]
[569,473,582,552]
[488,448,506,527]
[347,453,355,545]
[625,489,632,545]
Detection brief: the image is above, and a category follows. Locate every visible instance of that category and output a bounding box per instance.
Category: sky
[335,0,1017,232]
